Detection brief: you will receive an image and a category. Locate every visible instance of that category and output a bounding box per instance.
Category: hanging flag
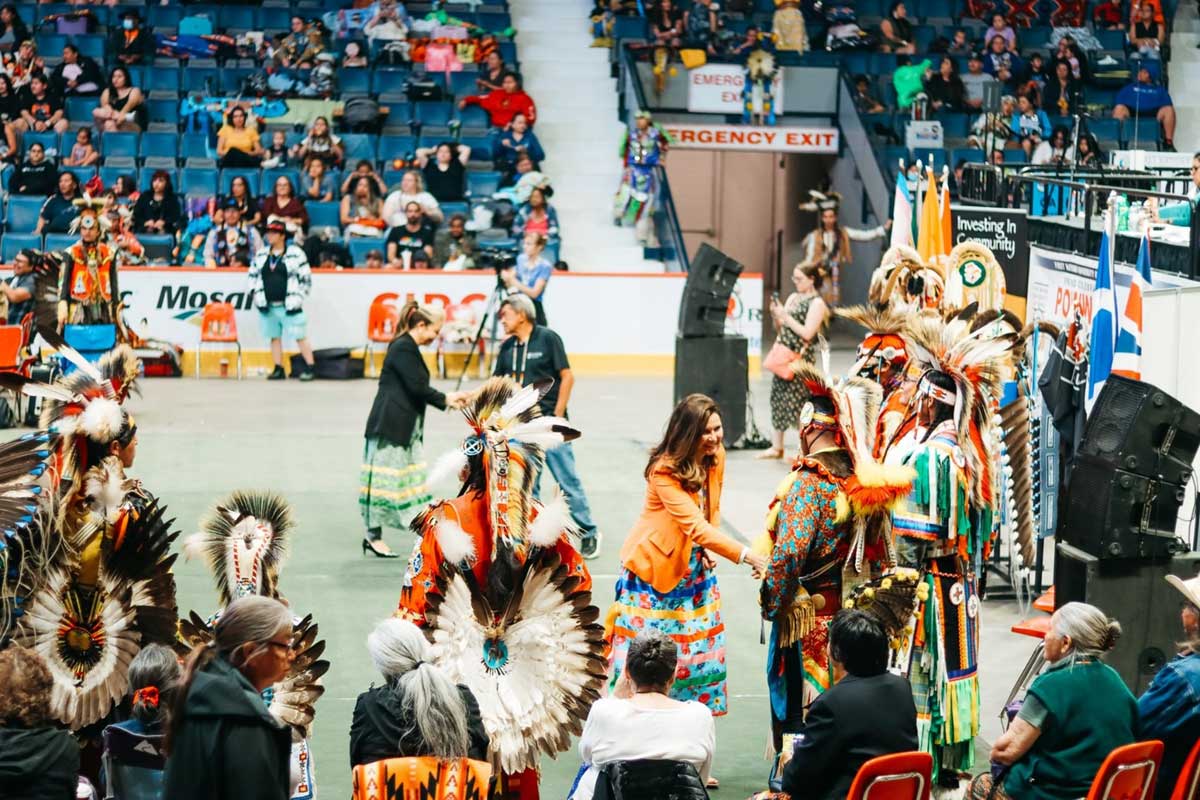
[916,168,942,261]
[1112,232,1153,379]
[891,167,914,249]
[939,167,953,257]
[1085,207,1119,413]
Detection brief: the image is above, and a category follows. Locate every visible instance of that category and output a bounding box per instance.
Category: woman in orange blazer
[609,394,768,718]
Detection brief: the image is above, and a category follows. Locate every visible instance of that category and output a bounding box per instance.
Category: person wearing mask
[10,140,54,195]
[50,43,102,98]
[2,247,34,324]
[132,170,184,236]
[34,170,81,235]
[385,202,436,268]
[260,175,309,236]
[925,57,966,112]
[459,72,538,129]
[492,294,603,559]
[163,596,294,800]
[12,72,67,135]
[1010,92,1051,159]
[1137,574,1200,800]
[351,618,487,763]
[966,603,1137,800]
[780,611,917,800]
[110,10,153,66]
[571,627,714,800]
[217,106,265,168]
[381,170,442,228]
[1112,66,1176,151]
[433,213,476,270]
[248,221,315,381]
[204,200,264,268]
[416,142,471,204]
[0,646,80,800]
[493,112,545,182]
[879,1,915,54]
[503,231,554,325]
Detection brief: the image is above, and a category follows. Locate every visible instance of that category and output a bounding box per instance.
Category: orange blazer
[618,448,745,594]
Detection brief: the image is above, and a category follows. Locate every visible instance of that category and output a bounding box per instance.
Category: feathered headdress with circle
[869,245,945,311]
[838,304,911,384]
[184,490,294,606]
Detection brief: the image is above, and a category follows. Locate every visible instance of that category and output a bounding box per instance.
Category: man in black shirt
[13,74,68,136]
[417,142,470,203]
[11,142,56,196]
[385,202,436,268]
[493,293,601,558]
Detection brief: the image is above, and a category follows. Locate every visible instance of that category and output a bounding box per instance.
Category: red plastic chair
[363,297,399,377]
[1085,741,1164,800]
[195,302,242,379]
[847,751,932,800]
[1170,738,1200,800]
[1033,586,1056,613]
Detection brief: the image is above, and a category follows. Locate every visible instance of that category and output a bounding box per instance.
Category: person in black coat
[351,618,489,767]
[49,44,103,98]
[360,300,466,557]
[781,610,918,800]
[0,645,80,800]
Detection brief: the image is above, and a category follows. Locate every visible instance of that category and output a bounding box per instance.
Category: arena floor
[82,358,1036,798]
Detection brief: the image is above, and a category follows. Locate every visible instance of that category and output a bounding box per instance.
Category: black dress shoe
[267,365,286,380]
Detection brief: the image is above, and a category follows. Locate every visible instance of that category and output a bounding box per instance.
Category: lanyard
[511,337,529,384]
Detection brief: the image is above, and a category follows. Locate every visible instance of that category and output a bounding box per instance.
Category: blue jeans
[533,442,597,535]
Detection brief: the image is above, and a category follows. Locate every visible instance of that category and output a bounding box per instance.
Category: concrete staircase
[1169,3,1200,153]
[509,0,664,272]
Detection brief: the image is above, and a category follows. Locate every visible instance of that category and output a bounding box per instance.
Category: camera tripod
[454,278,509,391]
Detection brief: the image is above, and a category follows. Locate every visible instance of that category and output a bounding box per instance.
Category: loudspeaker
[674,335,748,445]
[1055,542,1200,694]
[677,244,744,338]
[1059,454,1190,560]
[1080,376,1200,486]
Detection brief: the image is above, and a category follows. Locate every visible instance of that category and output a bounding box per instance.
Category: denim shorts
[259,304,307,342]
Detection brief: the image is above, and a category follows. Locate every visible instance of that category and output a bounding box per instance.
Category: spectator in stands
[926,57,966,112]
[110,10,152,66]
[1129,3,1164,60]
[513,187,560,240]
[261,175,309,237]
[960,54,990,111]
[10,141,53,196]
[1150,152,1200,225]
[302,157,336,202]
[1023,52,1049,93]
[774,0,808,53]
[649,0,685,63]
[476,50,508,94]
[1133,0,1164,25]
[2,248,35,324]
[852,75,885,113]
[967,603,1136,800]
[494,112,545,183]
[34,171,80,235]
[986,13,1017,52]
[1093,0,1125,29]
[0,5,30,51]
[1032,124,1071,165]
[571,627,714,800]
[132,170,183,236]
[1011,93,1051,158]
[386,202,436,267]
[204,199,264,268]
[62,127,99,168]
[293,116,343,168]
[6,40,43,89]
[1112,66,1176,151]
[181,198,217,265]
[879,2,915,54]
[984,35,1020,89]
[434,213,476,270]
[685,0,721,53]
[0,74,19,160]
[417,142,470,204]
[92,66,145,133]
[340,159,388,199]
[113,175,139,204]
[1042,59,1082,116]
[382,170,442,228]
[282,17,310,66]
[227,175,261,229]
[217,107,265,168]
[503,232,553,325]
[1073,132,1102,167]
[0,646,80,800]
[50,44,102,99]
[364,0,411,44]
[13,73,67,136]
[460,72,538,129]
[341,41,368,69]
[262,131,289,170]
[250,221,316,381]
[947,28,973,55]
[365,249,385,269]
[341,175,387,238]
[781,611,917,800]
[1053,37,1083,80]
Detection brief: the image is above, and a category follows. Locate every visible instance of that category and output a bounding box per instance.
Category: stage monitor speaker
[1080,375,1200,486]
[674,335,747,445]
[1059,454,1190,560]
[677,244,744,338]
[1055,542,1200,694]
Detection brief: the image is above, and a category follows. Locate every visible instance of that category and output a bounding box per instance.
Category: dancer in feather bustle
[179,491,330,800]
[398,376,602,800]
[57,200,124,337]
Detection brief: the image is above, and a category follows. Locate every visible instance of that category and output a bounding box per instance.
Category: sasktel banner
[108,268,764,356]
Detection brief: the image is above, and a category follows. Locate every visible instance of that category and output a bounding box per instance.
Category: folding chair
[195,302,242,379]
[847,751,933,800]
[363,296,400,377]
[1170,738,1200,800]
[101,724,166,800]
[352,756,493,800]
[1086,741,1164,800]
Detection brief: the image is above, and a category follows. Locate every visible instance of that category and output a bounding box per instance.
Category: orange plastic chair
[0,325,26,371]
[363,297,399,377]
[846,751,932,800]
[1011,615,1052,639]
[195,302,242,379]
[1033,586,1056,613]
[351,756,493,800]
[1170,739,1200,800]
[1085,740,1164,800]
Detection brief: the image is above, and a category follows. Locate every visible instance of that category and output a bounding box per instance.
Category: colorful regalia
[398,377,603,800]
[867,244,946,313]
[58,201,123,333]
[741,33,779,125]
[180,491,330,800]
[613,112,672,230]
[755,360,913,742]
[944,241,1006,312]
[838,304,913,458]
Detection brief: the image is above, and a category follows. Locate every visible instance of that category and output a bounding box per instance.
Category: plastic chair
[101,725,166,800]
[1033,587,1055,613]
[363,297,400,377]
[352,757,492,800]
[1170,738,1200,800]
[846,751,932,800]
[195,302,242,379]
[1085,741,1164,800]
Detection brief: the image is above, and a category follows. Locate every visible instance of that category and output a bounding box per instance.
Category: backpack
[342,97,382,133]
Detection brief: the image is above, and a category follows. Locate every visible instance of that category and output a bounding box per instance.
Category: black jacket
[349,683,490,766]
[11,161,55,196]
[0,727,79,800]
[162,656,292,800]
[364,333,447,446]
[50,56,104,97]
[781,672,918,800]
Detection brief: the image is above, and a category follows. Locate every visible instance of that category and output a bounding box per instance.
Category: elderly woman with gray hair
[349,618,488,766]
[570,627,714,800]
[967,602,1138,800]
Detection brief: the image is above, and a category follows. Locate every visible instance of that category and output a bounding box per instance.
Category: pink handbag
[763,341,799,380]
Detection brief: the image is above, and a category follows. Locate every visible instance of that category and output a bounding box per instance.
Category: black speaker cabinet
[1060,454,1190,560]
[1080,376,1200,485]
[677,244,744,338]
[1055,542,1200,694]
[673,335,748,445]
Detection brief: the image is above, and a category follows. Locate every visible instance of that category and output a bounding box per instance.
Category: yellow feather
[855,461,917,488]
[776,470,799,500]
[752,531,774,558]
[834,492,850,523]
[764,503,781,534]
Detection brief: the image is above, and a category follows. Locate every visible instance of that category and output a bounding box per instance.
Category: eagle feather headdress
[869,245,945,311]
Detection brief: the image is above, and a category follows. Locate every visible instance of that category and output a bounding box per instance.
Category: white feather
[528,488,576,548]
[507,417,577,450]
[426,448,468,492]
[434,517,475,564]
[78,397,124,441]
[55,344,103,384]
[498,382,546,421]
[20,384,78,403]
[182,532,211,562]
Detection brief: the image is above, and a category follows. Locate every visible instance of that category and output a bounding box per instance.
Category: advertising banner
[1025,245,1128,327]
[686,63,784,114]
[952,206,1030,296]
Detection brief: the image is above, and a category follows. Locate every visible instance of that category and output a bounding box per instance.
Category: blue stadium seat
[340,69,371,96]
[99,166,137,188]
[920,0,954,19]
[1003,149,1028,163]
[181,134,212,161]
[1021,27,1052,51]
[148,5,182,31]
[414,102,454,128]
[857,0,886,16]
[379,135,418,161]
[62,166,97,186]
[952,148,986,165]
[1,234,40,261]
[6,198,45,235]
[340,134,377,165]
[372,69,411,96]
[260,7,292,31]
[179,167,219,197]
[219,6,257,30]
[467,171,501,197]
[146,67,181,95]
[441,201,470,219]
[138,167,179,190]
[459,136,493,161]
[101,132,139,161]
[147,98,180,129]
[21,131,60,157]
[477,12,511,29]
[66,96,100,124]
[498,42,517,64]
[1088,118,1121,144]
[613,16,648,40]
[11,4,33,26]
[1122,117,1161,147]
[936,113,970,139]
[913,25,939,51]
[35,34,67,58]
[1096,29,1126,50]
[220,169,261,196]
[307,201,341,229]
[261,168,302,195]
[450,71,478,98]
[349,237,388,266]
[44,234,75,252]
[458,105,491,131]
[911,148,947,171]
[140,132,179,162]
[74,35,105,62]
[183,67,220,95]
[220,68,255,95]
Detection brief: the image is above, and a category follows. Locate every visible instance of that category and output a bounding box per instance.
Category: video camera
[476,247,517,274]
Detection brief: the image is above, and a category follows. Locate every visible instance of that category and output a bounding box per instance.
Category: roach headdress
[185,490,294,606]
